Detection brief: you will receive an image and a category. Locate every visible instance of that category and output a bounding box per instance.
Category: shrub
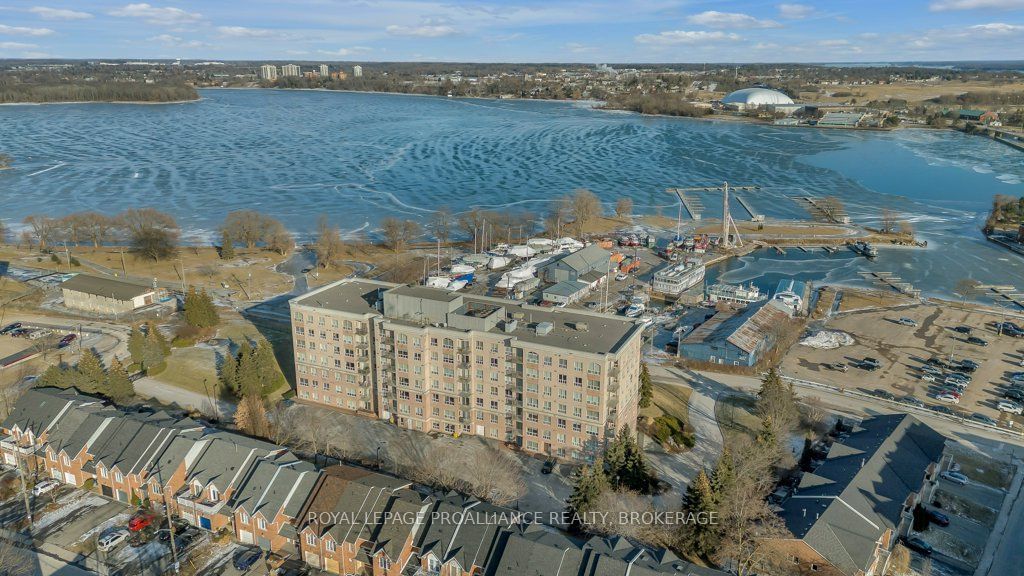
[70,256,81,267]
[83,478,95,490]
[50,254,60,264]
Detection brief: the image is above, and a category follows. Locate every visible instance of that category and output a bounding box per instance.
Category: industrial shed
[60,274,157,315]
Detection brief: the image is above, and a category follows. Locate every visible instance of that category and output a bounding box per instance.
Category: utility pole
[16,447,32,530]
[119,246,127,278]
[157,464,180,574]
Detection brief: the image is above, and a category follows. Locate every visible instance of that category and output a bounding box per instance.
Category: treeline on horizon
[0,80,198,104]
[603,93,712,117]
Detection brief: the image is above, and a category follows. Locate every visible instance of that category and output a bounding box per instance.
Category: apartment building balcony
[357,353,370,363]
[609,365,620,378]
[355,327,368,336]
[175,489,225,516]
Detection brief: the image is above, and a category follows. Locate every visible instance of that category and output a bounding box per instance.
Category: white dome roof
[722,87,794,106]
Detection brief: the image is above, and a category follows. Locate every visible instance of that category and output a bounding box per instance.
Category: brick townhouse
[290,279,645,462]
[1,388,723,576]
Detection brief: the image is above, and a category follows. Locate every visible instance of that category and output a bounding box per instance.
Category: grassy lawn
[715,393,761,445]
[948,448,1015,490]
[639,382,694,451]
[155,347,220,396]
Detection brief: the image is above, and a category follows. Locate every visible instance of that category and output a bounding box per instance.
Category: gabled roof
[227,452,319,520]
[542,245,612,275]
[1,387,95,436]
[778,414,946,576]
[726,300,792,354]
[301,465,411,545]
[416,493,516,572]
[61,274,155,300]
[370,489,430,562]
[183,430,282,490]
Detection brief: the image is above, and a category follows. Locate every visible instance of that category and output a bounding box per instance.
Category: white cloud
[818,39,850,46]
[0,41,37,49]
[148,33,206,48]
[317,46,371,56]
[0,24,54,36]
[110,3,202,26]
[564,42,597,53]
[385,24,459,37]
[217,26,274,38]
[777,3,815,19]
[29,7,92,20]
[635,30,741,45]
[687,11,780,29]
[969,22,1024,34]
[931,0,1024,10]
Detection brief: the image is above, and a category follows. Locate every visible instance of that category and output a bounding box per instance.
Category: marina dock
[668,188,704,220]
[858,271,921,297]
[978,285,1024,309]
[735,194,762,221]
[793,196,849,224]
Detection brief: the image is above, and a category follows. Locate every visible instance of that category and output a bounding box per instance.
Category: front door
[199,516,212,530]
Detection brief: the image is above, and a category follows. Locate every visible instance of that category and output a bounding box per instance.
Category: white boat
[527,238,554,251]
[652,260,706,296]
[488,256,512,269]
[492,243,511,253]
[446,279,468,291]
[507,266,536,280]
[507,245,536,258]
[425,276,450,288]
[625,303,646,318]
[495,274,519,290]
[450,264,475,275]
[706,283,766,306]
[553,237,584,252]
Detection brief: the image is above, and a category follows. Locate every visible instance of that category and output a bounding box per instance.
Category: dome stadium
[721,87,795,110]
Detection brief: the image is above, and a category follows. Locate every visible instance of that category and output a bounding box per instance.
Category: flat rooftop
[61,274,155,300]
[293,279,641,355]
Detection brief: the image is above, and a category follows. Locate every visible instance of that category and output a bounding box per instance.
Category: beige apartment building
[289,279,644,461]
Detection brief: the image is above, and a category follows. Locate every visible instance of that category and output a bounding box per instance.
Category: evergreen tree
[220,230,236,259]
[236,342,261,398]
[104,358,135,403]
[184,287,219,329]
[36,365,70,389]
[145,322,170,356]
[620,426,655,494]
[710,446,735,504]
[638,361,653,409]
[141,322,169,373]
[220,345,239,397]
[127,325,146,366]
[76,349,106,390]
[678,469,720,558]
[756,368,799,439]
[252,338,281,395]
[566,458,609,531]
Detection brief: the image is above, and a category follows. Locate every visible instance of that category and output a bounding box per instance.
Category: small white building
[61,274,157,315]
[542,280,590,306]
[353,65,363,78]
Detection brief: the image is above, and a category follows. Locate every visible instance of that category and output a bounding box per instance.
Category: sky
[1,1,1024,63]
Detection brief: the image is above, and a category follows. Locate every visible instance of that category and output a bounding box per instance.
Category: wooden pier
[668,188,704,220]
[858,271,921,297]
[735,194,763,221]
[793,196,850,224]
[773,246,787,255]
[978,284,1024,309]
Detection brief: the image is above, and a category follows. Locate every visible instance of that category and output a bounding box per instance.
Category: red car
[128,512,155,532]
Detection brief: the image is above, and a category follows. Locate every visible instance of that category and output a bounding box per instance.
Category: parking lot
[904,447,1016,574]
[782,302,1024,427]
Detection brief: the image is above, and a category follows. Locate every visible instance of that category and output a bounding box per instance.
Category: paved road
[978,461,1024,576]
[645,365,726,507]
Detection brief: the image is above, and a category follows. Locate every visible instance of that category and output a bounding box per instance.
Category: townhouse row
[289,279,646,462]
[0,387,722,576]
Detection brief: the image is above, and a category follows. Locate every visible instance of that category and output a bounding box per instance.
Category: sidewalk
[975,457,1024,576]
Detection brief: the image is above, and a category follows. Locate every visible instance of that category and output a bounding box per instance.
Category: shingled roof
[778,414,946,576]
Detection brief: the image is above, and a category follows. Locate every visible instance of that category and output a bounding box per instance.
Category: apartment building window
[558,404,567,414]
[557,418,567,429]
[588,362,601,375]
[573,407,582,417]
[527,413,538,422]
[527,352,539,363]
[557,390,567,399]
[526,383,538,393]
[257,517,267,530]
[587,410,600,421]
[573,392,583,402]
[574,377,583,387]
[556,433,565,443]
[558,375,567,384]
[573,423,582,432]
[332,319,339,328]
[527,427,538,437]
[526,398,538,408]
[558,359,567,369]
[294,311,303,321]
[526,440,539,451]
[587,381,601,391]
[587,395,599,405]
[430,338,438,347]
[343,320,352,329]
[443,338,454,349]
[398,333,408,343]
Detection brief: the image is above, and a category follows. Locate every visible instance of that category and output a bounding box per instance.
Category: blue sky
[1,1,1024,62]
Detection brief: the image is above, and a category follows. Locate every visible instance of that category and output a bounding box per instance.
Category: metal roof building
[678,299,792,366]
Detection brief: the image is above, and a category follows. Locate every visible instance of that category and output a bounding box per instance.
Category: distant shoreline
[0,97,202,107]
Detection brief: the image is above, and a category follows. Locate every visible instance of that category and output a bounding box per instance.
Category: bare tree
[615,198,633,219]
[429,207,452,245]
[586,489,675,547]
[466,446,526,506]
[380,217,421,253]
[314,215,344,269]
[544,197,573,238]
[897,219,914,239]
[223,210,290,250]
[0,537,31,576]
[887,543,911,576]
[954,278,981,304]
[571,189,602,234]
[880,209,898,234]
[116,208,179,261]
[22,215,59,250]
[78,212,116,248]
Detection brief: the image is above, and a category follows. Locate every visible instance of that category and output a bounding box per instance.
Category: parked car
[97,529,130,552]
[936,393,960,404]
[997,400,1024,415]
[900,396,924,408]
[860,357,881,371]
[1005,389,1024,402]
[940,471,969,485]
[31,479,59,496]
[966,336,989,347]
[930,405,955,415]
[895,317,917,327]
[57,334,76,348]
[128,512,156,532]
[872,389,896,401]
[827,362,848,372]
[926,509,951,527]
[954,359,979,372]
[953,325,972,334]
[541,460,555,475]
[920,374,938,383]
[920,365,943,376]
[0,322,22,335]
[971,413,999,426]
[901,536,933,556]
[614,272,628,281]
[9,328,30,338]
[233,547,264,571]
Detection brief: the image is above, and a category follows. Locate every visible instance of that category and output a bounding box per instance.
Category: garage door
[51,469,62,480]
[303,552,321,568]
[238,530,254,544]
[4,453,15,466]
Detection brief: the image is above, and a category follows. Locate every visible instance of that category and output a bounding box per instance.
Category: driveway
[644,365,726,508]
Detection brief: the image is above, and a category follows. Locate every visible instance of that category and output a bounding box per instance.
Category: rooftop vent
[575,322,588,332]
[504,320,518,333]
[535,322,554,336]
[512,311,526,320]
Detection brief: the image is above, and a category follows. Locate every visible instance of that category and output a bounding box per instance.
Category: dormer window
[305,533,317,546]
[192,481,202,497]
[325,539,336,553]
[48,450,56,461]
[209,486,219,500]
[239,511,249,524]
[256,516,266,530]
[98,465,107,479]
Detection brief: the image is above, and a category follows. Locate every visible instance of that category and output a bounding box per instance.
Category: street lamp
[376,441,387,470]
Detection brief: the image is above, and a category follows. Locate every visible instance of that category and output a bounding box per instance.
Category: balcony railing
[0,438,37,456]
[175,489,224,515]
